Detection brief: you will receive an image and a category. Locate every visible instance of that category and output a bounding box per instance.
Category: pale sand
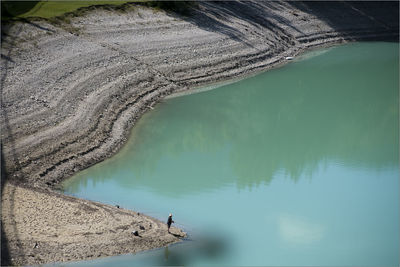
[1,183,184,265]
[1,1,398,265]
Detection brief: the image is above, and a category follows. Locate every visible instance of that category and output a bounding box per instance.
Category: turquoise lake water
[62,42,399,266]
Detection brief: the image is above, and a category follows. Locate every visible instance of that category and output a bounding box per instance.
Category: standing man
[167,213,174,233]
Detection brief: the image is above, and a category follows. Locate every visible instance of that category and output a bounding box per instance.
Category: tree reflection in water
[66,43,399,197]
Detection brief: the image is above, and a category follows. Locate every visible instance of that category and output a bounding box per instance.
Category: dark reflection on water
[158,234,229,266]
[62,42,399,266]
[54,232,231,266]
[66,42,398,196]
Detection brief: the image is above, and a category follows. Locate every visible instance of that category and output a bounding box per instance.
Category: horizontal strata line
[37,85,173,180]
[83,22,192,35]
[2,68,131,140]
[169,44,289,79]
[5,62,134,130]
[173,49,284,83]
[181,57,284,86]
[17,79,159,169]
[300,33,399,46]
[4,50,122,94]
[8,71,153,152]
[297,29,398,42]
[172,46,278,70]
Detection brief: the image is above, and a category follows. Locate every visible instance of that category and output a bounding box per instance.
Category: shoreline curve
[1,1,398,265]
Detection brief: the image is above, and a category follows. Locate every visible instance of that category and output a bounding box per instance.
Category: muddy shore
[1,1,398,265]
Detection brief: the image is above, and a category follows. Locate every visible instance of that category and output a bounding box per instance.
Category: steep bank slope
[1,1,398,265]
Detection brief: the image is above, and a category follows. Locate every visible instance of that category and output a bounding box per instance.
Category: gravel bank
[1,1,398,265]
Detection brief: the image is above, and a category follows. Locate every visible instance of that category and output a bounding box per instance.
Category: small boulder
[132,230,139,236]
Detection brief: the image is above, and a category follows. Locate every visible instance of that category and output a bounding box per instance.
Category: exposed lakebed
[62,42,399,266]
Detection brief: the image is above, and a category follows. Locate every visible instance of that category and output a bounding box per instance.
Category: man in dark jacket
[167,213,174,233]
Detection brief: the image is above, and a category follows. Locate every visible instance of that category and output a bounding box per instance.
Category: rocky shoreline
[1,1,398,265]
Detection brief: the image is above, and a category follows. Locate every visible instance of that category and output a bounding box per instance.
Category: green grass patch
[1,0,196,26]
[2,1,131,20]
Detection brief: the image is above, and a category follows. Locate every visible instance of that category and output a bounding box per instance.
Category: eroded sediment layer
[1,1,398,265]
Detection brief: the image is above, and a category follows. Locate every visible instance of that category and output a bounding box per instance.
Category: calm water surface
[62,42,399,266]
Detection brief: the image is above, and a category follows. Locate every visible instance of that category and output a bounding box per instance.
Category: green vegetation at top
[1,1,196,22]
[1,1,131,20]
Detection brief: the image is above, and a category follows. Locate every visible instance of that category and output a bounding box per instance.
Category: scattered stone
[132,230,139,236]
